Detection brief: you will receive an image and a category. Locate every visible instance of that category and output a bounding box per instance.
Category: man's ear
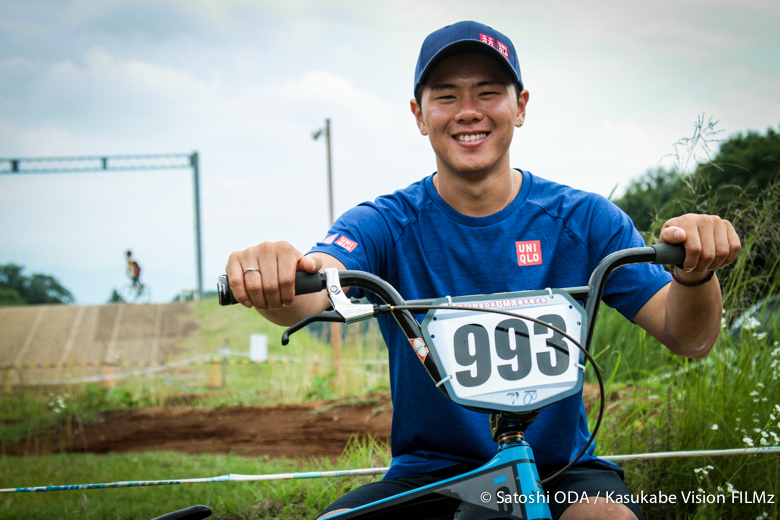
[515,89,530,127]
[410,99,428,136]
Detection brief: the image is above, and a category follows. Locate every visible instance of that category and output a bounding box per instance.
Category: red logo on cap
[479,33,495,48]
[497,41,509,59]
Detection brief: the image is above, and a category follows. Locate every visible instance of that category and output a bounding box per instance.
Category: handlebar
[217,242,683,367]
[218,243,684,311]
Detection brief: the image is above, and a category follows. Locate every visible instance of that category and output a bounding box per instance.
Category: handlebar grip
[217,272,326,306]
[651,243,686,266]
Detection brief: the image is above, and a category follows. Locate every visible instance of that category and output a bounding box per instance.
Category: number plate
[421,289,586,412]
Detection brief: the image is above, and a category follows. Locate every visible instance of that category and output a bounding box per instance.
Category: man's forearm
[662,272,723,359]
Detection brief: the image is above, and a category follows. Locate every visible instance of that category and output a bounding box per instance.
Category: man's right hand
[225,242,343,325]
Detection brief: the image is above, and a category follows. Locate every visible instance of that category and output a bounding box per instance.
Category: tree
[614,124,780,230]
[0,264,74,305]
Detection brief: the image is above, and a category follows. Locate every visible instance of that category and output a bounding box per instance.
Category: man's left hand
[659,214,741,282]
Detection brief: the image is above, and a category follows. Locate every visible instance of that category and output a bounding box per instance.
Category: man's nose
[455,95,483,123]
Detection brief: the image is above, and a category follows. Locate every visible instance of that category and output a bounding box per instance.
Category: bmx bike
[157,242,682,520]
[120,281,152,304]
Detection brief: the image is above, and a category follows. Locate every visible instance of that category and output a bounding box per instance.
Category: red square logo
[479,34,495,48]
[335,235,358,253]
[516,240,542,266]
[323,233,338,244]
[497,41,509,59]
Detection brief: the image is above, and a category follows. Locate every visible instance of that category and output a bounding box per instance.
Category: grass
[1,436,390,520]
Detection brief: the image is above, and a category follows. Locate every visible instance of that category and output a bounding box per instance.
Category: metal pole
[191,152,203,300]
[324,119,341,379]
[325,118,334,226]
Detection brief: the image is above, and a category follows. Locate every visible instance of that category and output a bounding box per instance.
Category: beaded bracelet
[670,267,714,287]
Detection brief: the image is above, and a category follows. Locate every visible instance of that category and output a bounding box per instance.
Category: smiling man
[227,21,740,520]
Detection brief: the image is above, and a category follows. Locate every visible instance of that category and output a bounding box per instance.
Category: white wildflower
[744,437,755,447]
[711,424,719,430]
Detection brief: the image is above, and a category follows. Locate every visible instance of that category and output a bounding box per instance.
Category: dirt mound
[4,393,393,460]
[5,385,616,461]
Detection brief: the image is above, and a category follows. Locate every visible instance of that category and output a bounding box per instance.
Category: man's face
[411,52,527,178]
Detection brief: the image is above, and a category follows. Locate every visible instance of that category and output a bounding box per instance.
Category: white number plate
[421,289,586,412]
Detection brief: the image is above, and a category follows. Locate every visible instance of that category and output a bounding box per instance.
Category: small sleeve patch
[335,235,358,253]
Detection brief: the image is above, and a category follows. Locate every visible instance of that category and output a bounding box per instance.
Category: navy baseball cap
[414,21,523,99]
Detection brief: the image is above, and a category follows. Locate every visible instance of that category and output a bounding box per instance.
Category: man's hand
[659,214,741,283]
[225,243,344,327]
[225,241,323,310]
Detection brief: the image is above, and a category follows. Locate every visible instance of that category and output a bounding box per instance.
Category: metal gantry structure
[0,152,204,299]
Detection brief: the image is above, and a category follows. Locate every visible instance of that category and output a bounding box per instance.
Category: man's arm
[225,242,346,327]
[632,214,741,359]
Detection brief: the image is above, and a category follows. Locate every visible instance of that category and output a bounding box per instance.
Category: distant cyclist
[126,250,142,292]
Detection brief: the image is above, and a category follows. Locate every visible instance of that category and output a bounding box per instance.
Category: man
[126,250,142,291]
[226,21,740,520]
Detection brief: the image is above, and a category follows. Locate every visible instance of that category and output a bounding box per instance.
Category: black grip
[295,271,327,294]
[651,243,685,266]
[216,272,326,306]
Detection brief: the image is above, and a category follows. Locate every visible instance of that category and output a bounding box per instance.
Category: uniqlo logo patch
[323,233,338,244]
[497,41,509,59]
[479,33,495,48]
[335,235,358,253]
[516,240,542,266]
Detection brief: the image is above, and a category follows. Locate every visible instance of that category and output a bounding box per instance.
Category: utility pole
[313,118,342,379]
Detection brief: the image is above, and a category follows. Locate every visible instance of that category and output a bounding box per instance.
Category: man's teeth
[456,133,487,142]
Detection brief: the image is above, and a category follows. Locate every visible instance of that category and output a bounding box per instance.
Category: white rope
[601,446,780,462]
[4,447,778,494]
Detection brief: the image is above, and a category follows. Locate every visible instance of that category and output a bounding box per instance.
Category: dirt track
[4,393,394,460]
[5,385,612,460]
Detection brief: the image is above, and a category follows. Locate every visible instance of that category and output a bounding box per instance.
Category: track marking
[54,306,86,381]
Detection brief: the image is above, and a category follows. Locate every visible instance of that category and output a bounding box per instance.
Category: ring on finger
[243,267,259,275]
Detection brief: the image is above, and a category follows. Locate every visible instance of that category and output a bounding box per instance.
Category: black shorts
[320,461,644,520]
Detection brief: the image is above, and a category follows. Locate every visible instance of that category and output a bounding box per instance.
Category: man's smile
[454,132,489,142]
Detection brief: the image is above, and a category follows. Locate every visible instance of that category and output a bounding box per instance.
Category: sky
[1,0,778,304]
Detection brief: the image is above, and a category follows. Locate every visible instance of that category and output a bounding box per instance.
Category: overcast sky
[1,0,778,304]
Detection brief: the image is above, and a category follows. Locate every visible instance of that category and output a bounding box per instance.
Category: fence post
[220,340,229,388]
[2,368,12,394]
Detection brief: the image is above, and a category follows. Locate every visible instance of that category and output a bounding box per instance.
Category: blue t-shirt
[310,170,671,479]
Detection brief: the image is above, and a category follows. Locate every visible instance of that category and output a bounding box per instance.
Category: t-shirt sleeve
[588,198,672,321]
[307,202,396,289]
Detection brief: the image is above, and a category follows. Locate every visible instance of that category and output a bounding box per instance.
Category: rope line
[3,447,778,494]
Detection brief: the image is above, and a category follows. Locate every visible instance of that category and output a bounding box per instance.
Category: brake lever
[281,268,376,345]
[281,311,345,345]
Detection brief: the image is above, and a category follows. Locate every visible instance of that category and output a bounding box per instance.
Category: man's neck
[433,164,521,218]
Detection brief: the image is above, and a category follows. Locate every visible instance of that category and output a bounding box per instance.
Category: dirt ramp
[0,303,199,386]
